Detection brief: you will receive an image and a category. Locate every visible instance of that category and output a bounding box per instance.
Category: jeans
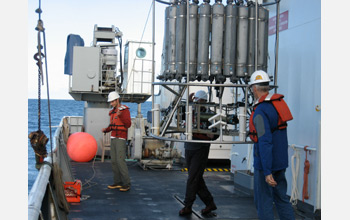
[254,169,295,220]
[110,138,130,187]
[183,147,214,208]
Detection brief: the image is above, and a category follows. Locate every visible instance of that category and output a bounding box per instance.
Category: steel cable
[33,0,54,164]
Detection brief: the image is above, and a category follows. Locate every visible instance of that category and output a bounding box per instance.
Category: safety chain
[29,0,54,168]
[34,5,45,131]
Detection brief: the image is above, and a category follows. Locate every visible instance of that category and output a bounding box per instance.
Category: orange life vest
[249,93,293,143]
[109,105,129,132]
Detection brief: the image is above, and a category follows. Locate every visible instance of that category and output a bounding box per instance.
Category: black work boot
[179,206,192,216]
[201,201,217,215]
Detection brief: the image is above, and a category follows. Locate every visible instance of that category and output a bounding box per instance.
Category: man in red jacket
[102,91,131,192]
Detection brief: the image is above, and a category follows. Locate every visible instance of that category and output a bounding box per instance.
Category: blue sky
[27,0,168,99]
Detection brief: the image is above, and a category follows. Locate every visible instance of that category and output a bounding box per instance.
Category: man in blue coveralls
[249,70,295,220]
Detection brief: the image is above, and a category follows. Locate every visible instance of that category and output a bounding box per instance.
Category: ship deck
[67,159,310,220]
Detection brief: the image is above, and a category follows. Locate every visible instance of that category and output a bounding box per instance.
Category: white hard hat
[194,90,207,102]
[107,91,120,102]
[249,70,270,85]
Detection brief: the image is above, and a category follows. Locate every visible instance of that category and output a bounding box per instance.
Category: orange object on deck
[64,180,82,203]
[67,132,97,162]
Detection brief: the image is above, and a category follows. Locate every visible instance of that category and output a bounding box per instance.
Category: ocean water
[28,99,152,192]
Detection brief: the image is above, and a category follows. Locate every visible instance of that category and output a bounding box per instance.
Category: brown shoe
[108,184,122,189]
[201,201,217,215]
[179,207,192,216]
[119,186,130,192]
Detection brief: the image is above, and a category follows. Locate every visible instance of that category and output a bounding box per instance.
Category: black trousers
[184,146,214,208]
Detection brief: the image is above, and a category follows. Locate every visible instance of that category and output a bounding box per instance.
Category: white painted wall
[267,0,321,209]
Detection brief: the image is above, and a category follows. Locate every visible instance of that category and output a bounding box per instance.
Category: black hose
[155,0,172,5]
[262,0,281,7]
[236,0,244,6]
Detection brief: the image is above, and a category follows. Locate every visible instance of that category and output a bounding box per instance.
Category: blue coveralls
[252,101,295,220]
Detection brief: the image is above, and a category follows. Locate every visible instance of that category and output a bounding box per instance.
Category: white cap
[194,90,207,102]
[107,91,120,102]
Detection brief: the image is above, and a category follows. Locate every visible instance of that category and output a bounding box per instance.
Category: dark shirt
[184,138,211,150]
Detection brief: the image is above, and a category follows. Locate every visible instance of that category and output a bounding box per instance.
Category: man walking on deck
[102,91,131,192]
[179,90,218,216]
[249,70,295,220]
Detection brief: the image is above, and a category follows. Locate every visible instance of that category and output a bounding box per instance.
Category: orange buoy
[67,132,97,162]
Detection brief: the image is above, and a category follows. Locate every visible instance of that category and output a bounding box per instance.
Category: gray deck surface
[67,159,310,220]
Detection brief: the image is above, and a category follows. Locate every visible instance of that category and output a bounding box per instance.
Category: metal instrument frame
[150,0,281,145]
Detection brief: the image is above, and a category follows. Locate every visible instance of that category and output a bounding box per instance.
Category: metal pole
[219,87,223,141]
[255,0,258,71]
[187,106,193,140]
[185,0,191,140]
[160,86,187,136]
[152,0,156,133]
[243,84,249,141]
[235,86,238,131]
[274,0,280,93]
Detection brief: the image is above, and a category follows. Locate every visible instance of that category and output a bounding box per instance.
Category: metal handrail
[153,82,251,88]
[149,132,253,145]
[28,156,53,220]
[289,144,317,151]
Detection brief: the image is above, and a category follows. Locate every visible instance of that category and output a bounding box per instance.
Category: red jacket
[105,105,131,139]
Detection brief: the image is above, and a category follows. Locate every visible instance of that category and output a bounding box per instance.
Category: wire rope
[33,0,54,163]
[290,144,300,205]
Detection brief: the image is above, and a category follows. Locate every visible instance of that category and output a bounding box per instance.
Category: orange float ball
[67,132,97,162]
